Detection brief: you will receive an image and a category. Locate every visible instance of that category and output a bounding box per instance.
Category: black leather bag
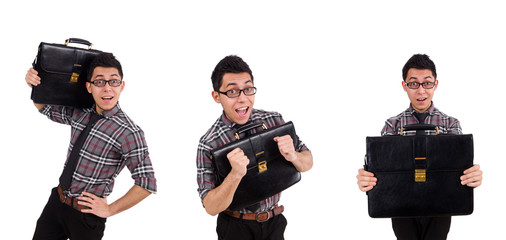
[211,121,301,211]
[365,124,474,218]
[31,38,103,108]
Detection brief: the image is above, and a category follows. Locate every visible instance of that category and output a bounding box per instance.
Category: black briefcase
[365,124,474,218]
[31,38,103,108]
[211,121,301,211]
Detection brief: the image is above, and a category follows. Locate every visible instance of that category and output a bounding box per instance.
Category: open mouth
[417,98,427,102]
[102,96,113,101]
[235,107,249,117]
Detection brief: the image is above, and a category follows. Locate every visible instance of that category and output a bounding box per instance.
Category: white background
[1,0,504,239]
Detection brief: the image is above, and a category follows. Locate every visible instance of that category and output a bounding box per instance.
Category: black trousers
[392,217,451,240]
[216,212,287,240]
[32,187,106,240]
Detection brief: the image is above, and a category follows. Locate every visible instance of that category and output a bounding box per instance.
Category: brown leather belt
[223,205,284,222]
[57,186,88,211]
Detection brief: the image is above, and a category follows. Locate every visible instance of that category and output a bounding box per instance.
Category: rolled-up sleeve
[196,141,215,201]
[122,130,157,193]
[40,105,75,125]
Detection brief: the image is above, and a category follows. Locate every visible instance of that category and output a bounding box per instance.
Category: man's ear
[212,91,221,103]
[401,81,408,92]
[86,82,92,93]
[433,79,439,90]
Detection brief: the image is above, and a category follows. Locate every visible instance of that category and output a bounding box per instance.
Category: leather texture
[31,39,103,108]
[211,121,301,211]
[365,132,474,218]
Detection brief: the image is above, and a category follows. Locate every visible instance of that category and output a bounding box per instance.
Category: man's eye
[408,82,418,87]
[228,89,238,94]
[96,80,105,84]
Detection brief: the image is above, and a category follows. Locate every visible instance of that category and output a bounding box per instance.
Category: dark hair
[211,55,253,91]
[87,52,123,81]
[402,54,437,81]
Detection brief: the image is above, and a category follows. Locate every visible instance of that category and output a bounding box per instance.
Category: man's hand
[25,67,45,110]
[461,164,482,188]
[274,135,297,163]
[25,68,41,87]
[274,135,313,172]
[78,185,151,218]
[78,192,111,218]
[227,148,249,179]
[357,168,377,192]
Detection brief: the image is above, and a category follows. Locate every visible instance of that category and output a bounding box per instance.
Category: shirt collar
[408,101,435,115]
[88,103,121,119]
[220,110,254,129]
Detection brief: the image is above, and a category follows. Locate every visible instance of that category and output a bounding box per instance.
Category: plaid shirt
[40,104,157,198]
[196,109,309,213]
[381,102,462,136]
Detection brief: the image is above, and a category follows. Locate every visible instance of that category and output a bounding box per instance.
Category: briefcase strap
[65,38,93,49]
[401,124,439,135]
[235,121,267,140]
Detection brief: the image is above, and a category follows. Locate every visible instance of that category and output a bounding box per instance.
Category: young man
[25,53,157,240]
[196,55,313,239]
[356,54,482,240]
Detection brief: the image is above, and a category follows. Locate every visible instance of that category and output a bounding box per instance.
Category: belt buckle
[255,211,271,223]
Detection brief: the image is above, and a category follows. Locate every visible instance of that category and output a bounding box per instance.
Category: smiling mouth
[236,107,249,116]
[102,97,113,100]
[417,98,427,102]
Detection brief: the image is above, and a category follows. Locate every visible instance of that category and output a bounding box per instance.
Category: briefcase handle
[235,121,267,140]
[401,124,439,135]
[65,38,93,49]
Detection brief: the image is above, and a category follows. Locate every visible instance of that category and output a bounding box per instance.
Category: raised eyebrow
[225,80,253,88]
[407,77,420,82]
[94,74,120,79]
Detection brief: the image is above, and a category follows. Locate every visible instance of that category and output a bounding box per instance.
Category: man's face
[86,67,124,114]
[402,68,438,113]
[212,72,255,125]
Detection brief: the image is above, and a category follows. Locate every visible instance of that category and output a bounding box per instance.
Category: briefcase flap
[366,134,474,172]
[212,121,297,178]
[36,42,102,79]
[37,43,95,75]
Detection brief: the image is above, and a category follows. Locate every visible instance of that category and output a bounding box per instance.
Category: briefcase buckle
[258,161,267,173]
[70,73,79,83]
[415,169,426,182]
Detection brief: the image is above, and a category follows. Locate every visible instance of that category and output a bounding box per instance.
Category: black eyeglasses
[89,79,123,87]
[217,87,257,98]
[405,81,436,89]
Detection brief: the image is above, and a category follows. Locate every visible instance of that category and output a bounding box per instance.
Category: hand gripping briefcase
[365,124,474,218]
[211,121,301,211]
[31,38,103,108]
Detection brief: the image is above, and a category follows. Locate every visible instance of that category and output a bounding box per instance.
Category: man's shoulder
[107,108,143,135]
[250,108,283,121]
[198,115,230,146]
[431,107,459,121]
[384,108,410,124]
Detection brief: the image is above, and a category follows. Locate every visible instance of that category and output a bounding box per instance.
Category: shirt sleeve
[447,118,463,135]
[196,140,215,201]
[381,119,397,136]
[39,105,76,125]
[121,129,157,193]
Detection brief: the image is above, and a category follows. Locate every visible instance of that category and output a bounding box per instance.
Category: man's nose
[236,90,248,101]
